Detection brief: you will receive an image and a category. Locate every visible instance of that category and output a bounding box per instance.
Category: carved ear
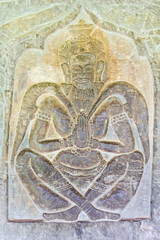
[96,61,104,82]
[61,63,70,77]
[97,61,104,74]
[61,63,70,83]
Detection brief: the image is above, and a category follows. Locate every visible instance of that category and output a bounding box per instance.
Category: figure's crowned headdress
[58,20,105,64]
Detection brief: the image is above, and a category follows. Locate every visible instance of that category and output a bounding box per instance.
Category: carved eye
[71,67,81,73]
[85,66,93,72]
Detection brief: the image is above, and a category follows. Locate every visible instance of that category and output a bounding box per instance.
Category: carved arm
[29,118,69,153]
[91,112,135,154]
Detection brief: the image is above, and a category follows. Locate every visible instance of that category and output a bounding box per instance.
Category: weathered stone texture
[0,0,160,239]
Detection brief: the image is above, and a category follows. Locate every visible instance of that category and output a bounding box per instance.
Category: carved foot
[87,207,120,221]
[43,206,81,222]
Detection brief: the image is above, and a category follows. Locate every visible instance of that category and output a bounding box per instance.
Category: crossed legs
[16,149,143,221]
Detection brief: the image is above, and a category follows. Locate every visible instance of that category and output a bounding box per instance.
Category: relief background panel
[0,0,160,239]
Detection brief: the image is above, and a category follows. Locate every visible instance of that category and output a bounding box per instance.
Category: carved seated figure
[14,22,149,222]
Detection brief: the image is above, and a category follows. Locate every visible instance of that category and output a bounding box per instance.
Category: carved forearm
[91,139,130,153]
[30,138,62,153]
[99,141,128,153]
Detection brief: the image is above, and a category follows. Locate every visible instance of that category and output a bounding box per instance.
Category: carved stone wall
[0,0,160,239]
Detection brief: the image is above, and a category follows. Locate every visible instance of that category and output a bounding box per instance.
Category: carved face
[61,53,105,90]
[69,54,95,89]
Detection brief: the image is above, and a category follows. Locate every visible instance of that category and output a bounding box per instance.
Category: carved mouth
[74,78,90,84]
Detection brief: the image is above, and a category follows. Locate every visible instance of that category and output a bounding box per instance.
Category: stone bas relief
[8,18,154,222]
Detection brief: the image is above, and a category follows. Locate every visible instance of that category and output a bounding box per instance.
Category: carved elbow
[125,139,134,152]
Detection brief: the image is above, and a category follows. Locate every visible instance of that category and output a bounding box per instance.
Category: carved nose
[79,68,86,76]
